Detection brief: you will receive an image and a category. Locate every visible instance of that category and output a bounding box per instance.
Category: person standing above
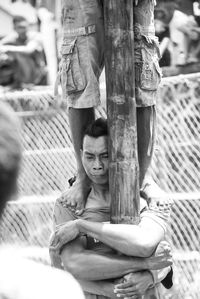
[0,15,47,87]
[56,0,162,211]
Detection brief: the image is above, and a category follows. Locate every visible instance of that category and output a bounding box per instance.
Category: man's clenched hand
[114,271,154,298]
[49,220,80,252]
[146,241,172,270]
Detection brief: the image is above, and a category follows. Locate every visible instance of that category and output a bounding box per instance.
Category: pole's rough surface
[104,0,140,224]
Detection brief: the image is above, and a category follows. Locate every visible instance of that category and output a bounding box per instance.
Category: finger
[55,223,66,231]
[51,231,66,249]
[65,205,76,212]
[115,281,132,289]
[49,239,64,252]
[119,294,139,299]
[115,294,139,299]
[75,202,85,215]
[75,208,84,216]
[115,286,136,294]
[62,201,77,210]
[55,220,73,230]
[58,192,69,203]
[70,198,77,207]
[62,198,77,210]
[49,240,60,251]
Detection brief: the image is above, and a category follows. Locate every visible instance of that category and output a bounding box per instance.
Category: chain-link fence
[0,73,200,298]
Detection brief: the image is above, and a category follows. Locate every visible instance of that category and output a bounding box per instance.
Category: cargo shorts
[56,0,162,108]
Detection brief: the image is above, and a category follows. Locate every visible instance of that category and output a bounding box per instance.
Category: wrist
[142,257,149,270]
[76,219,87,236]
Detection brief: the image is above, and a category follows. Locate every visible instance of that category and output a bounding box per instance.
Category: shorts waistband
[63,24,96,37]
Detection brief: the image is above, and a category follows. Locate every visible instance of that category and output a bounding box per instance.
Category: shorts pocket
[139,47,162,91]
[60,38,86,95]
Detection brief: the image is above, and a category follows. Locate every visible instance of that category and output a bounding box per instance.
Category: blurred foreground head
[0,102,21,216]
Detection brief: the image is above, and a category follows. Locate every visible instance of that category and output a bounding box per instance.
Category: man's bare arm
[0,40,42,55]
[51,203,163,281]
[78,217,165,257]
[52,216,165,258]
[50,201,172,297]
[60,236,171,281]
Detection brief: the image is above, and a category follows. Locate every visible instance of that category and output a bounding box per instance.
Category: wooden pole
[104,1,140,224]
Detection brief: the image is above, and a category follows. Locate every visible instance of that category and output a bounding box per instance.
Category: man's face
[14,21,28,39]
[81,135,109,186]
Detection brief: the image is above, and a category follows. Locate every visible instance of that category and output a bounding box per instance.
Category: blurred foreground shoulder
[0,249,84,299]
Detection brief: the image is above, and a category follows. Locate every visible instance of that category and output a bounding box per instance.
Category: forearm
[78,279,116,299]
[77,219,159,257]
[61,250,147,280]
[2,45,34,54]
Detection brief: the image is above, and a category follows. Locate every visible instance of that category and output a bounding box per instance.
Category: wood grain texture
[104,0,140,224]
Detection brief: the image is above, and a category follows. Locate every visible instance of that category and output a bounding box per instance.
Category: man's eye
[102,154,108,159]
[86,156,94,160]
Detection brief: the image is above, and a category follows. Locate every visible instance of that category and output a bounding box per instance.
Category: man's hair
[82,118,108,146]
[0,103,22,216]
[13,15,28,26]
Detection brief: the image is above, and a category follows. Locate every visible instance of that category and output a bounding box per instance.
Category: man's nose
[93,158,103,170]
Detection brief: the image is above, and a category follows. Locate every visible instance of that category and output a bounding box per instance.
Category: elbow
[138,243,155,257]
[128,239,156,258]
[62,255,84,279]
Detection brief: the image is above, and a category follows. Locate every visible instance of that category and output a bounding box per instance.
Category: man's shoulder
[0,247,84,299]
[55,189,73,209]
[0,32,18,45]
[53,193,77,224]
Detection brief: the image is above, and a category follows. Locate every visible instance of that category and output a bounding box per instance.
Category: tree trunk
[104,0,140,225]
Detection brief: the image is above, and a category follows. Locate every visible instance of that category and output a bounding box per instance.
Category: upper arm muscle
[53,201,87,267]
[53,200,76,228]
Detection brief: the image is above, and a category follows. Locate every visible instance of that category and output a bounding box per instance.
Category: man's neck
[85,183,110,209]
[92,182,109,196]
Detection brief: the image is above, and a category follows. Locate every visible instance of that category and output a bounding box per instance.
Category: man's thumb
[75,202,85,216]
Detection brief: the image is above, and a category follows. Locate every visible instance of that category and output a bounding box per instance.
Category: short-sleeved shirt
[52,188,172,299]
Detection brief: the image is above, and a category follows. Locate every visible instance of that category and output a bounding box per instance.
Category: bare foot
[146,241,172,270]
[58,173,91,215]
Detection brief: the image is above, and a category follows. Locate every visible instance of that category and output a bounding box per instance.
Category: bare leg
[137,106,155,187]
[68,107,95,175]
[63,107,95,212]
